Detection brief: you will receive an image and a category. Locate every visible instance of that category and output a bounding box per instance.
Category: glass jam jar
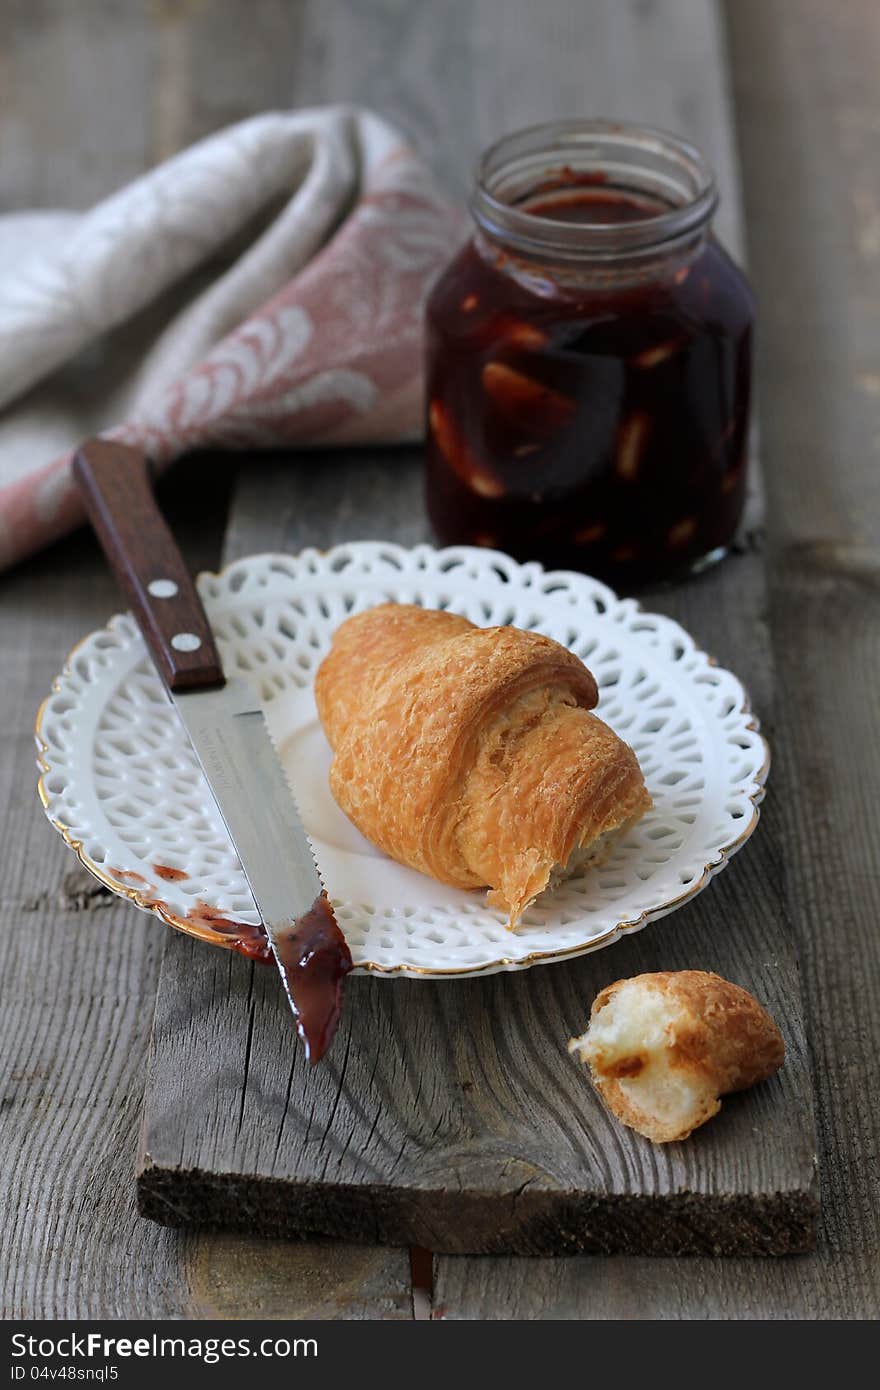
[425,120,755,588]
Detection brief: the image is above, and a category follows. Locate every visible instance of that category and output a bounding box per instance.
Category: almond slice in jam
[500,319,549,350]
[428,400,505,498]
[631,337,687,370]
[481,362,575,432]
[615,411,651,482]
[667,516,697,547]
[467,313,549,352]
[574,521,607,545]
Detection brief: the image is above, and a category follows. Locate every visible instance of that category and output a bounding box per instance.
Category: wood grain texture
[435,0,880,1315]
[0,469,227,1318]
[0,0,153,209]
[143,421,815,1254]
[728,0,880,1302]
[0,458,410,1318]
[140,879,815,1255]
[0,0,412,1319]
[3,0,876,1317]
[140,0,818,1260]
[272,0,743,253]
[0,0,307,208]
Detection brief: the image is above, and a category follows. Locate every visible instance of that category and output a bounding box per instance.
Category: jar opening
[471,120,718,262]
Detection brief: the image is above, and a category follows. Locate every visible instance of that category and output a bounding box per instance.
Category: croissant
[568,971,785,1142]
[313,603,651,926]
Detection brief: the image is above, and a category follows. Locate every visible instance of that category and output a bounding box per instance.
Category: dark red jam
[271,893,352,1065]
[425,184,754,589]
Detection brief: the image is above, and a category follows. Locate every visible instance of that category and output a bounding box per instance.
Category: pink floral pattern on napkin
[0,109,461,571]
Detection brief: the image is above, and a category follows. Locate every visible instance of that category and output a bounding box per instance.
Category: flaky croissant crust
[314,604,651,925]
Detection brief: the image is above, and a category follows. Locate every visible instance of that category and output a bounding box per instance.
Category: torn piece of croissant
[313,603,651,927]
[569,971,785,1143]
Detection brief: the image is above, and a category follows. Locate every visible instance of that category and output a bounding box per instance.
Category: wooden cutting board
[136,449,818,1256]
[137,0,817,1255]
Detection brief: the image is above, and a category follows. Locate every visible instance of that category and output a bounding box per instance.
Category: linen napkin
[0,106,461,571]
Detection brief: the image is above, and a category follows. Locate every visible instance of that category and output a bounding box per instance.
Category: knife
[72,437,352,1064]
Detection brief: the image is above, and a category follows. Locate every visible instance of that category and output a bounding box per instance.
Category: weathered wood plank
[140,865,816,1254]
[435,0,880,1316]
[182,1233,411,1319]
[0,12,207,1312]
[0,0,309,207]
[0,455,411,1318]
[6,0,876,1317]
[0,0,153,209]
[727,0,880,1300]
[0,0,411,1314]
[137,0,819,1264]
[142,411,815,1253]
[276,0,743,255]
[0,471,226,1319]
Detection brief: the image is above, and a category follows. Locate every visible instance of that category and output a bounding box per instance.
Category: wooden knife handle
[72,438,225,691]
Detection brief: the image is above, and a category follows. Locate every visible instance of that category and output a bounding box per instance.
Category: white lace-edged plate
[36,543,769,978]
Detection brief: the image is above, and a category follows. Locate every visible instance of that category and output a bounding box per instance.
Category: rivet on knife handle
[72,438,225,691]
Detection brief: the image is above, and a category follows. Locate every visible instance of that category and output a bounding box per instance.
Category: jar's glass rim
[471,119,719,261]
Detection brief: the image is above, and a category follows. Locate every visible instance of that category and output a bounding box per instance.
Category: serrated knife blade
[72,437,352,1065]
[174,678,352,1063]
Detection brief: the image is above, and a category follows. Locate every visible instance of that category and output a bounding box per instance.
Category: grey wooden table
[1,0,878,1318]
